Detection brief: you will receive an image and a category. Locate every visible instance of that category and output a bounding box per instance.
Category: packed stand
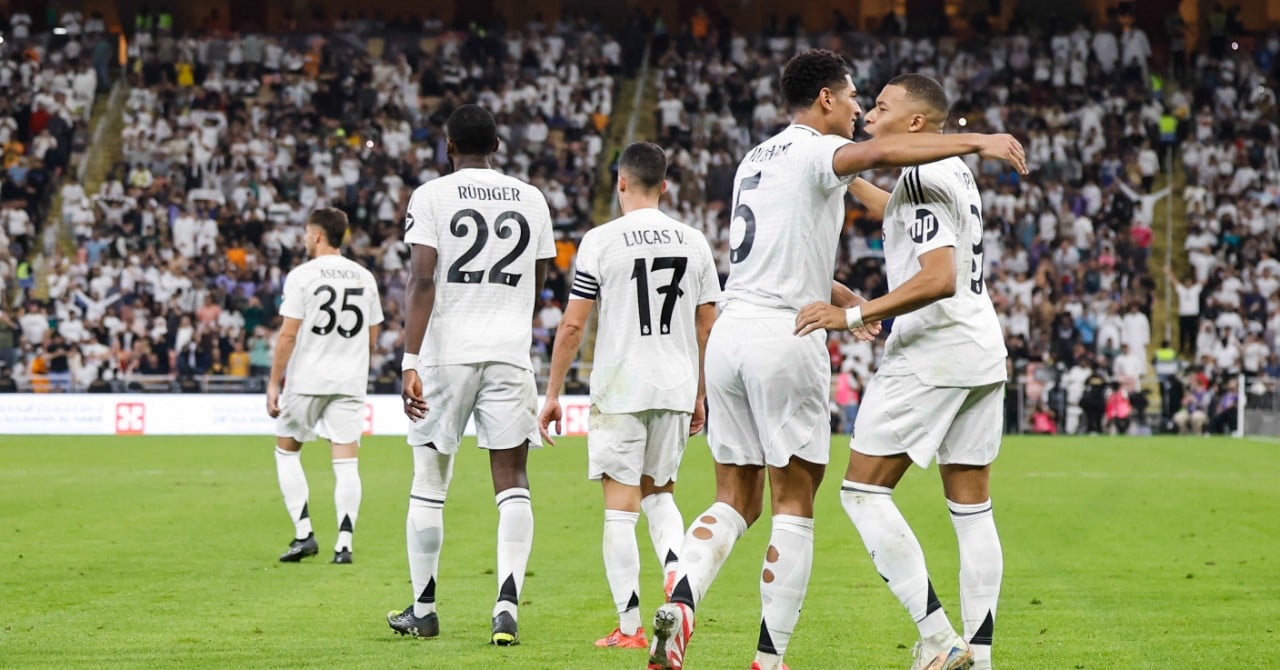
[3,13,627,392]
[644,10,1277,435]
[0,10,114,387]
[1164,28,1280,434]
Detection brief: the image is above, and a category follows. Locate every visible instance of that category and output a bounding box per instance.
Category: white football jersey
[722,124,855,312]
[571,208,721,414]
[279,254,385,397]
[404,168,555,369]
[878,157,1008,387]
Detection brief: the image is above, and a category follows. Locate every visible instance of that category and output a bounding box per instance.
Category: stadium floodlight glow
[1231,41,1239,51]
[53,26,68,35]
[958,117,968,127]
[366,140,375,148]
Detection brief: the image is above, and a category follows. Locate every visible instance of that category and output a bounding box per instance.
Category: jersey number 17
[630,257,687,336]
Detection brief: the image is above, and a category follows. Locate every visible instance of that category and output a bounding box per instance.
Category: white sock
[669,501,747,611]
[754,515,815,669]
[332,457,360,552]
[494,487,533,620]
[950,499,1002,670]
[408,447,453,618]
[840,481,955,646]
[275,447,311,539]
[641,492,684,575]
[603,509,642,635]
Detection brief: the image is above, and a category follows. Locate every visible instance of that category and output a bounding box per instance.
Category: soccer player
[387,104,555,646]
[538,142,720,650]
[794,74,1008,670]
[267,208,384,565]
[647,50,1025,670]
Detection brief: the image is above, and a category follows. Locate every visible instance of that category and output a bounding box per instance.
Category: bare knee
[768,457,826,518]
[640,476,675,498]
[939,463,991,504]
[490,441,530,493]
[713,463,765,526]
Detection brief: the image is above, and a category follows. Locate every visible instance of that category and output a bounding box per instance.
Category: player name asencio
[319,268,362,280]
[623,228,685,247]
[457,185,523,201]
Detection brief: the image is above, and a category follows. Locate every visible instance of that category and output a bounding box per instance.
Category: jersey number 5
[729,172,761,264]
[630,256,687,336]
[447,209,531,287]
[312,285,365,338]
[968,205,986,295]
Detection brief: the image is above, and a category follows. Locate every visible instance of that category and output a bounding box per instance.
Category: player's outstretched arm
[848,178,890,218]
[690,302,718,435]
[266,317,301,418]
[401,244,437,421]
[832,132,1027,177]
[540,298,594,445]
[796,247,956,336]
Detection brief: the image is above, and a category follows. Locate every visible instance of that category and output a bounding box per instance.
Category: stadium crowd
[1,9,1277,436]
[1,13,626,393]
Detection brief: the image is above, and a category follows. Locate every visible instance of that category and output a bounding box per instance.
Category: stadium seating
[0,11,1276,436]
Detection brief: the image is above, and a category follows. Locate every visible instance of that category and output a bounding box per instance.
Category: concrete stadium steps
[32,81,124,301]
[1148,143,1189,350]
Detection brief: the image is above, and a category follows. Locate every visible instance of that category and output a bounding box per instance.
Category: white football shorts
[705,309,831,468]
[407,362,539,454]
[588,406,692,487]
[276,393,365,445]
[852,372,1004,468]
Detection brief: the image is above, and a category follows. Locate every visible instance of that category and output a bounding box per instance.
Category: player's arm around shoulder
[831,132,1027,177]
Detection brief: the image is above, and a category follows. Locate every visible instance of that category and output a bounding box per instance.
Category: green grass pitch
[1,434,1277,669]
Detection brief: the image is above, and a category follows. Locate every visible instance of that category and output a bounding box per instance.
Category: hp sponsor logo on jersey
[910,208,939,244]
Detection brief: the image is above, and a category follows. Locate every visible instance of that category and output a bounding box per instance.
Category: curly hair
[781,49,851,109]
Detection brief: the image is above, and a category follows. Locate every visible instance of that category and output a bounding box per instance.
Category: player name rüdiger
[623,228,686,247]
[456,185,524,201]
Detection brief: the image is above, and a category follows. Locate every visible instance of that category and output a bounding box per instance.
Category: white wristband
[401,353,419,371]
[845,306,864,330]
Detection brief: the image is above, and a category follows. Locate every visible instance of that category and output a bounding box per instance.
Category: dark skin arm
[401,244,436,420]
[832,132,1027,177]
[848,178,891,218]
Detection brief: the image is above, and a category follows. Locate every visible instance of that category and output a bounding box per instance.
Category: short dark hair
[885,73,949,116]
[308,208,349,247]
[618,142,667,190]
[446,104,498,156]
[781,49,851,109]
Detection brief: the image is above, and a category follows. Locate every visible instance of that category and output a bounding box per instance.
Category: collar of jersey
[788,123,821,137]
